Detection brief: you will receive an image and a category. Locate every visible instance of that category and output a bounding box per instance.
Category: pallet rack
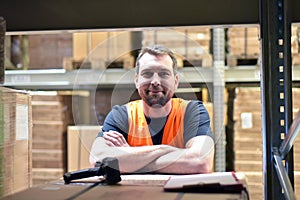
[1,0,300,199]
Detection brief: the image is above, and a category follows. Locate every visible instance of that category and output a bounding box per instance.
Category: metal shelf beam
[3,66,300,90]
[1,0,259,33]
[1,0,300,33]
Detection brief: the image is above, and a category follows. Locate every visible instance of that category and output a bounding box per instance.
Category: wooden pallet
[182,55,213,67]
[227,54,260,67]
[63,54,135,70]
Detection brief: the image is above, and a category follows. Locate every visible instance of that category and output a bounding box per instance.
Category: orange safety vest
[126,98,190,148]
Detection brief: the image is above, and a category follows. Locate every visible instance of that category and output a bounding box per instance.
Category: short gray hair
[135,44,178,74]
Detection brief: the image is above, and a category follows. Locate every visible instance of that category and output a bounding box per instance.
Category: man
[90,45,214,174]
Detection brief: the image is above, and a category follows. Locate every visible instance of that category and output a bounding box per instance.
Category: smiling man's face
[135,53,179,107]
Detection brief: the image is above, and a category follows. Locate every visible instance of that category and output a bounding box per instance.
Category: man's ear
[174,74,179,89]
[134,73,139,89]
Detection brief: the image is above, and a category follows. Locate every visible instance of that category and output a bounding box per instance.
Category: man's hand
[103,131,129,147]
[90,134,214,174]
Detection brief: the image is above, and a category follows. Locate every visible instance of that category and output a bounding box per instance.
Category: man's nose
[151,73,161,86]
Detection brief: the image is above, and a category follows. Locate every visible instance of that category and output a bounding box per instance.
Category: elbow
[192,154,214,174]
[198,162,214,174]
[202,154,215,173]
[189,159,213,174]
[89,155,96,167]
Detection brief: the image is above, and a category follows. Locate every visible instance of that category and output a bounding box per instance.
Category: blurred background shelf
[4,66,300,90]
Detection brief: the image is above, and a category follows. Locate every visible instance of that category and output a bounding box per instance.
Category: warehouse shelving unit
[1,0,300,199]
[261,0,295,199]
[0,67,265,89]
[3,66,300,90]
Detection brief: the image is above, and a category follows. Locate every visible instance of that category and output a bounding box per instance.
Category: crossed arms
[89,131,215,174]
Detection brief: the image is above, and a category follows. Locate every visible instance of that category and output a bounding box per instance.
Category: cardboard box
[72,32,133,69]
[30,92,74,185]
[142,28,212,67]
[0,87,32,197]
[67,126,101,171]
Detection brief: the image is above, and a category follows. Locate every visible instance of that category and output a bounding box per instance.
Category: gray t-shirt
[98,100,213,145]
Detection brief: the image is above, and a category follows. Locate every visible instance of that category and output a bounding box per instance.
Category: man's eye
[159,72,170,78]
[142,72,153,78]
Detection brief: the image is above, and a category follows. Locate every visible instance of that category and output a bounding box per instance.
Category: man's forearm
[111,145,176,173]
[90,137,176,173]
[137,136,215,174]
[142,148,214,174]
[90,136,214,174]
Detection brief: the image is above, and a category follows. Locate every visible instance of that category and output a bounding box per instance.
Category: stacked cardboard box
[31,92,73,185]
[71,32,134,70]
[227,25,300,67]
[72,28,212,69]
[227,27,260,56]
[292,26,300,54]
[227,27,260,67]
[234,87,300,199]
[234,87,263,199]
[293,88,300,174]
[292,26,300,65]
[67,126,101,171]
[0,87,32,198]
[143,27,212,67]
[28,34,73,69]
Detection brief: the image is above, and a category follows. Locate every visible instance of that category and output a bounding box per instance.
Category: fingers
[103,131,120,146]
[105,140,115,147]
[103,131,129,147]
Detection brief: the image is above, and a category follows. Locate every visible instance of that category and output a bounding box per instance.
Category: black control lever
[63,157,121,184]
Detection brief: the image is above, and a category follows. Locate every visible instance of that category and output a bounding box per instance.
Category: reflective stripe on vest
[126,98,190,147]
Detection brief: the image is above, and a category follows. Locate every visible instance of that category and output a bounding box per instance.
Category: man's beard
[144,92,171,107]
